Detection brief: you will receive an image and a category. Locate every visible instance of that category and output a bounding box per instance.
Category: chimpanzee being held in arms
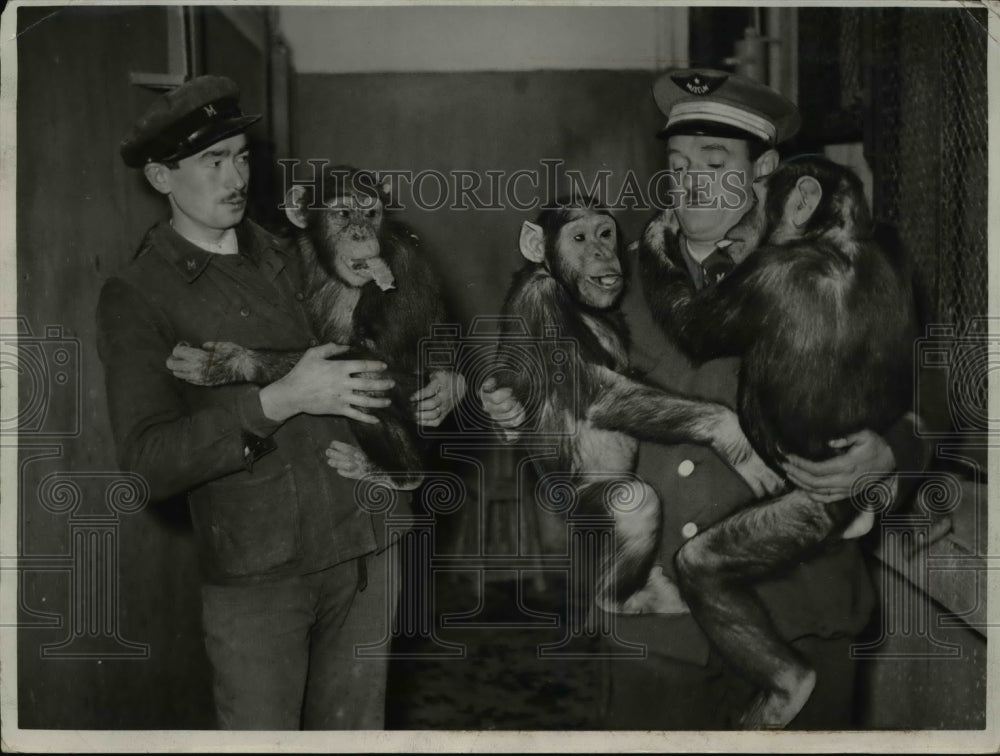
[168,167,449,489]
[639,156,918,727]
[488,197,783,616]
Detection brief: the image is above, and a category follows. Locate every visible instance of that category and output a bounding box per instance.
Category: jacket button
[295,292,305,301]
[681,522,699,539]
[677,459,695,477]
[309,338,319,347]
[240,307,250,317]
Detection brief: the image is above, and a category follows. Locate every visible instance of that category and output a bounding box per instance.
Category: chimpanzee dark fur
[639,156,917,468]
[295,219,446,484]
[493,202,778,614]
[636,155,919,728]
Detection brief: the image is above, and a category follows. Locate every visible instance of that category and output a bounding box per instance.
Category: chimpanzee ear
[519,221,546,264]
[284,185,310,229]
[790,176,823,228]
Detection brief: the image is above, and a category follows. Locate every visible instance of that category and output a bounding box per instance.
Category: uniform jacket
[97,219,398,585]
[613,227,895,665]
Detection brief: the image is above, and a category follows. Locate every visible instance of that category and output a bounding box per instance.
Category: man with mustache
[97,75,461,729]
[483,69,925,729]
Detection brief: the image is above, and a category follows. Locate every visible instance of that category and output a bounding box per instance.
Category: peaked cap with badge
[120,75,261,168]
[653,68,800,145]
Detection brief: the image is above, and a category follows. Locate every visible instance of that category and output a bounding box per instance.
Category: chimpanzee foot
[738,666,816,729]
[325,440,423,490]
[619,565,690,614]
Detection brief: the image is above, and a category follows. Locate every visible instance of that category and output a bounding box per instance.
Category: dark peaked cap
[653,68,800,145]
[120,75,261,168]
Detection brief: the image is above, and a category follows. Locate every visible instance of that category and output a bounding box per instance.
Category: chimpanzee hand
[710,410,785,498]
[734,450,786,499]
[258,343,394,424]
[781,430,896,540]
[479,377,526,442]
[781,429,895,504]
[325,439,374,479]
[167,341,253,385]
[325,440,423,491]
[410,370,467,427]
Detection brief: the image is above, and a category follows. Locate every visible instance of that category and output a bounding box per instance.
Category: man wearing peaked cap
[599,69,925,728]
[98,75,408,729]
[646,68,799,287]
[119,75,262,168]
[477,65,921,727]
[653,67,801,146]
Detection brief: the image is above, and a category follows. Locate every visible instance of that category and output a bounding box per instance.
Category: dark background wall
[293,71,665,326]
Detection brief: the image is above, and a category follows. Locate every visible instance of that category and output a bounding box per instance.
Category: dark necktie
[701,247,735,287]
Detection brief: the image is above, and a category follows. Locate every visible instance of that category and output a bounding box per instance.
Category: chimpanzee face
[550,211,623,310]
[667,134,758,245]
[310,191,385,286]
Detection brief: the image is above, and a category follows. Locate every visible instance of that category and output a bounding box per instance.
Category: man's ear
[284,184,310,230]
[143,162,172,196]
[519,221,546,263]
[753,148,780,179]
[789,175,823,227]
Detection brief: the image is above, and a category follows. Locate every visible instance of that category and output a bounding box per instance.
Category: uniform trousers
[200,544,398,730]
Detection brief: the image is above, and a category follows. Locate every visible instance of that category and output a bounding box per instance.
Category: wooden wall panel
[14,5,272,729]
[199,8,284,230]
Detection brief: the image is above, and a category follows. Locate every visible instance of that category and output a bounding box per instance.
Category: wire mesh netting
[862,8,989,430]
[865,8,988,329]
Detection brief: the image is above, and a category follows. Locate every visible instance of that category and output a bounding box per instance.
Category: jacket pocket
[192,463,303,579]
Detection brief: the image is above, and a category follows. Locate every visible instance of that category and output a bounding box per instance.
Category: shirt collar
[680,235,734,291]
[173,225,238,256]
[143,218,288,283]
[678,235,707,290]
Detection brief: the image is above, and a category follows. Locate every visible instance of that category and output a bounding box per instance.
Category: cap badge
[672,71,728,96]
[203,103,217,117]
